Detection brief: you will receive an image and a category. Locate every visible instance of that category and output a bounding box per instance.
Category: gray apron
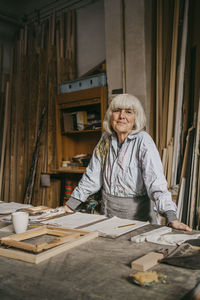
[101,190,158,224]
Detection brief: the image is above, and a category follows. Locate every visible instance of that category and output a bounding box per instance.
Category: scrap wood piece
[0,226,98,264]
[131,252,164,271]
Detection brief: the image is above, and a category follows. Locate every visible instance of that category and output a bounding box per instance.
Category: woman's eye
[126,110,133,114]
[113,108,121,112]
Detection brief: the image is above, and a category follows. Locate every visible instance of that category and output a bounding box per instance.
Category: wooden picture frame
[0,225,98,264]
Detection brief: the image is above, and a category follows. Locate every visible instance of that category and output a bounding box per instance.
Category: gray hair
[103,94,146,135]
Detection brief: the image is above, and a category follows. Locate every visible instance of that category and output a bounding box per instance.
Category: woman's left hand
[169,220,192,232]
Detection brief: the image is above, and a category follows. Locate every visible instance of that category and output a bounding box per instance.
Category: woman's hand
[60,205,74,214]
[169,220,192,232]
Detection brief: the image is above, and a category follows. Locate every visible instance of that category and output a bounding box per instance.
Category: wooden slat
[166,0,180,146]
[171,0,189,186]
[189,98,200,227]
[177,177,186,220]
[0,82,9,199]
[156,0,163,150]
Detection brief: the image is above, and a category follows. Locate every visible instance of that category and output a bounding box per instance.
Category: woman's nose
[119,110,125,118]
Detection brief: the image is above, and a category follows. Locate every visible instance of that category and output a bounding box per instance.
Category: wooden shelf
[55,86,107,205]
[62,128,101,135]
[52,167,86,174]
[56,86,107,168]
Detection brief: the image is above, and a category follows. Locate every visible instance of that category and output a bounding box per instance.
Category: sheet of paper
[0,202,33,214]
[0,224,14,233]
[82,216,149,238]
[42,212,108,228]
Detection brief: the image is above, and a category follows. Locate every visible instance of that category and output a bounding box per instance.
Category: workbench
[0,224,199,300]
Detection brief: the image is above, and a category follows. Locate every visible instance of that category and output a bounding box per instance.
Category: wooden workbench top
[0,224,199,299]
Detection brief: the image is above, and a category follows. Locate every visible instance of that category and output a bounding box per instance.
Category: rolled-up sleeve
[140,137,177,223]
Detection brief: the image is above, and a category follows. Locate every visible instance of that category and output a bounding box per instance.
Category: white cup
[12,212,29,234]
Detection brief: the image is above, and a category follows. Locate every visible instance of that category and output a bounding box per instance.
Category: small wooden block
[131,252,164,271]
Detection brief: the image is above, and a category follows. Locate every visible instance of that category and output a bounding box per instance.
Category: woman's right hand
[61,205,74,214]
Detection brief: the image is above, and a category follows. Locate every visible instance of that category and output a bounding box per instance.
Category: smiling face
[111,108,135,143]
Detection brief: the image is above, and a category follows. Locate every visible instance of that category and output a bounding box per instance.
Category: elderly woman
[62,94,191,231]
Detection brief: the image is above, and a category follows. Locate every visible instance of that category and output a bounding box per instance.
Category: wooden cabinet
[55,86,107,175]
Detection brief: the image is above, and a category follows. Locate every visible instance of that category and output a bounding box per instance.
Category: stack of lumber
[0,10,76,208]
[155,0,200,228]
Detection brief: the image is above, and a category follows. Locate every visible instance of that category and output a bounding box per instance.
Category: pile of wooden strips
[155,0,200,228]
[0,10,76,208]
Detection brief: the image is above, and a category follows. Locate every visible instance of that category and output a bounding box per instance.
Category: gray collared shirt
[69,131,177,222]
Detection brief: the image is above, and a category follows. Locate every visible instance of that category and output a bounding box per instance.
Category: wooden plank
[55,104,63,168]
[0,45,3,93]
[166,142,173,188]
[3,50,14,203]
[171,0,189,186]
[121,0,126,93]
[181,128,195,224]
[131,252,164,271]
[47,45,58,208]
[177,177,186,220]
[0,82,9,200]
[60,12,64,58]
[161,0,173,151]
[197,160,200,229]
[161,148,167,177]
[189,98,200,227]
[166,0,180,146]
[180,126,193,178]
[156,0,163,149]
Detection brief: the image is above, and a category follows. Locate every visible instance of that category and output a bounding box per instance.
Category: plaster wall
[77,0,105,77]
[0,0,106,76]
